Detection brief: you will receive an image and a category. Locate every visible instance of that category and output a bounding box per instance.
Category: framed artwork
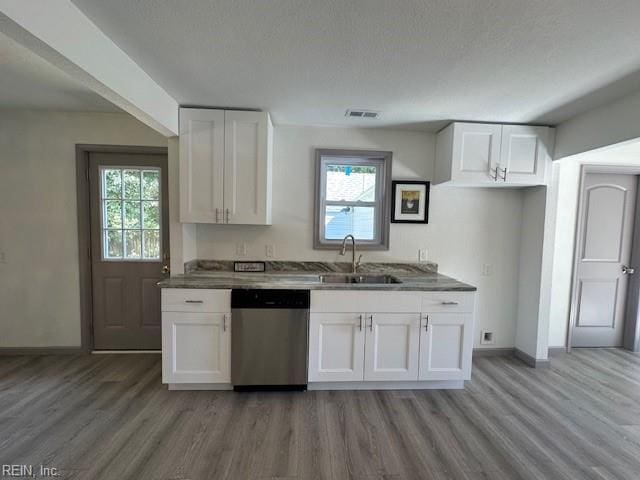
[391,180,430,223]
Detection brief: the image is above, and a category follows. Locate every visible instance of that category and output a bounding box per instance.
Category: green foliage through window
[101,167,161,260]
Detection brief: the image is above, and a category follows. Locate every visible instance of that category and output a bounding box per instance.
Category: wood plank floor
[1,349,640,480]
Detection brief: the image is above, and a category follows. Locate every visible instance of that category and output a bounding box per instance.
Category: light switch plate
[265,244,275,258]
[419,249,428,262]
[482,264,493,276]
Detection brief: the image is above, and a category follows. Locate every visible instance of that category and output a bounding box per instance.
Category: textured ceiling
[70,0,640,130]
[0,31,120,112]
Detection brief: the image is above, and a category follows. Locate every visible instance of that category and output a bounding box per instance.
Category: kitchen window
[314,149,392,250]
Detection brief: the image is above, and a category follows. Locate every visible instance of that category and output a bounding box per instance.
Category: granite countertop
[158,271,476,292]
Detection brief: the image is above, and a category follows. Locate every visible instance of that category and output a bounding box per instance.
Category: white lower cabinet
[161,289,231,385]
[418,313,473,381]
[308,313,365,382]
[309,291,475,387]
[364,313,420,381]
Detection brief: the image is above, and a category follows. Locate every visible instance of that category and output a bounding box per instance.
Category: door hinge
[88,246,91,260]
[86,169,90,181]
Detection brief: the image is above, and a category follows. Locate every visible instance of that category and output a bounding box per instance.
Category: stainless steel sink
[318,274,402,284]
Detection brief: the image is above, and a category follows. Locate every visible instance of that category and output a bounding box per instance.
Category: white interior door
[572,173,637,347]
[364,313,420,381]
[308,313,365,382]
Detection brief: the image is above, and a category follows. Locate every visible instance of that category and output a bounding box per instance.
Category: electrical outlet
[482,263,493,276]
[265,244,275,258]
[235,243,248,257]
[480,330,495,345]
[419,249,428,262]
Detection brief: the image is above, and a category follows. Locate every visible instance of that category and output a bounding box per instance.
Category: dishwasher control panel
[231,289,310,309]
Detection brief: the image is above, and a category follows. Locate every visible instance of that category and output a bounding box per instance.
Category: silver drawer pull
[441,301,459,305]
[184,300,204,304]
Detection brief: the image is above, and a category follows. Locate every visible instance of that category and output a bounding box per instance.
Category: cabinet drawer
[161,289,231,313]
[421,292,474,313]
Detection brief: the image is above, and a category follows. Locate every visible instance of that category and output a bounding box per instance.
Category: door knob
[161,265,170,274]
[622,266,635,275]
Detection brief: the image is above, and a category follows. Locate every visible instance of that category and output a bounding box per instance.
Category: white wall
[196,125,525,349]
[548,154,640,348]
[0,110,166,347]
[514,187,548,358]
[554,88,640,160]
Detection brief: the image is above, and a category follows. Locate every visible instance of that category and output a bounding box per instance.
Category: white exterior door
[419,313,472,381]
[162,312,231,383]
[223,110,272,225]
[179,108,225,223]
[499,125,548,184]
[364,313,420,381]
[451,123,502,184]
[572,173,637,347]
[308,313,365,382]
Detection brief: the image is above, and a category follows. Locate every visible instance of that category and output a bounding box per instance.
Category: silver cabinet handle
[223,314,227,332]
[490,167,499,181]
[369,315,373,332]
[500,166,507,181]
[441,301,459,305]
[225,208,230,223]
[215,208,220,223]
[184,300,203,304]
[622,265,635,275]
[423,314,429,332]
[359,314,363,331]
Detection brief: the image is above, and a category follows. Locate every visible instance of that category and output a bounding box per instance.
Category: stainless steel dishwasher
[231,289,309,390]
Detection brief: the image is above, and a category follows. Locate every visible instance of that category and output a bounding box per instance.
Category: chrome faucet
[340,234,362,274]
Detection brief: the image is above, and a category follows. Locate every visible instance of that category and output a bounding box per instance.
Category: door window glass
[101,167,161,260]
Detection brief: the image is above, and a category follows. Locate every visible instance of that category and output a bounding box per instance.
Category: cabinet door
[223,111,272,225]
[364,313,420,381]
[451,123,502,184]
[179,108,225,223]
[419,313,472,381]
[499,125,548,185]
[162,312,230,384]
[308,313,365,382]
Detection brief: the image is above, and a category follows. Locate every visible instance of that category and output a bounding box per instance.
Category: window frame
[99,165,163,262]
[314,149,392,250]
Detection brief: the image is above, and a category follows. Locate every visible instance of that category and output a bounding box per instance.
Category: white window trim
[314,149,392,250]
[99,166,162,262]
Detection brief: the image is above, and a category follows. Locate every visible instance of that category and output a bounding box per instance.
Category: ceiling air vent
[345,109,381,119]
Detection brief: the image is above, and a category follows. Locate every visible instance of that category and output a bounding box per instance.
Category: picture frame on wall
[391,180,430,223]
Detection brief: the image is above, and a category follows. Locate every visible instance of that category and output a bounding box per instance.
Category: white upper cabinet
[179,108,273,224]
[499,125,549,184]
[179,108,225,223]
[435,122,553,187]
[224,110,272,225]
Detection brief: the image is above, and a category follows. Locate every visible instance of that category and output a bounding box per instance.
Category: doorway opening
[76,145,169,351]
[568,165,640,351]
